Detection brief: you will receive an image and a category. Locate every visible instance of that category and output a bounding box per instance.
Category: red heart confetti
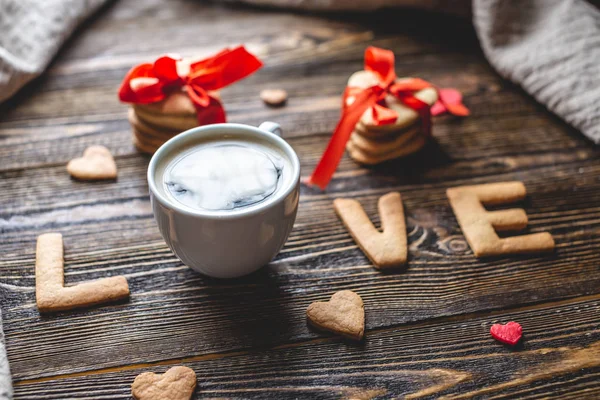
[431,88,470,117]
[490,321,523,346]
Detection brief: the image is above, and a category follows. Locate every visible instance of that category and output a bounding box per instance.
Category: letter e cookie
[446,182,555,257]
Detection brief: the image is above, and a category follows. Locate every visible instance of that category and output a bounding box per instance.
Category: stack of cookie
[127,90,198,154]
[127,90,221,154]
[344,71,438,165]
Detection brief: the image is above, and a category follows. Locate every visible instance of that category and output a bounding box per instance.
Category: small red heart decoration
[490,321,522,346]
[431,88,470,117]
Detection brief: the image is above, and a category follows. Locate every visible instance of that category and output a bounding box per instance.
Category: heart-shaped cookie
[67,145,117,180]
[490,321,522,346]
[132,366,196,400]
[306,290,365,341]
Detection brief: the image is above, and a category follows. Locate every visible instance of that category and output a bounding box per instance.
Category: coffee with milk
[159,135,292,212]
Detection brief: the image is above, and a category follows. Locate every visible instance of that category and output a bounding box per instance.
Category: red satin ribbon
[118,46,263,123]
[307,46,469,190]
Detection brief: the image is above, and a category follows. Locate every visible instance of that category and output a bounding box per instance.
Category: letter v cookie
[334,192,407,269]
[36,233,130,312]
[446,181,555,257]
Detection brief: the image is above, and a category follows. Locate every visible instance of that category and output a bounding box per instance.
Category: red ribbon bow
[118,46,263,124]
[307,46,468,190]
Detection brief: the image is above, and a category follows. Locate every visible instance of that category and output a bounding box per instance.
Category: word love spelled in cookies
[66,145,117,180]
[334,192,407,269]
[36,233,130,312]
[306,290,365,341]
[447,181,555,257]
[132,366,197,400]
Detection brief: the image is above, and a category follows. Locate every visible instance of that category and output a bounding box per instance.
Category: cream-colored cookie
[347,70,381,88]
[131,127,167,149]
[129,108,182,141]
[346,71,438,133]
[67,146,117,180]
[133,106,199,132]
[346,133,427,165]
[353,119,421,140]
[446,182,555,257]
[131,131,161,155]
[135,90,197,116]
[132,90,222,131]
[132,91,197,131]
[260,88,287,107]
[134,89,220,116]
[350,125,421,156]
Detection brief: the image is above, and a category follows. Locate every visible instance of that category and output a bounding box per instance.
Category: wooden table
[2,1,599,398]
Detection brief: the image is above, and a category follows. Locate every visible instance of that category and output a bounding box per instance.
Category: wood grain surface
[1,0,599,398]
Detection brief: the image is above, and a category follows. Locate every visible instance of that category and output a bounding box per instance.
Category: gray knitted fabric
[225,0,472,14]
[473,0,600,143]
[0,0,107,103]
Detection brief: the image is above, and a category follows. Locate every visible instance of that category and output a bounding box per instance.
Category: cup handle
[258,121,282,137]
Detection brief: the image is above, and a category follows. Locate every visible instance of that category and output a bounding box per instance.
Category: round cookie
[347,70,380,88]
[129,108,182,141]
[133,105,199,132]
[134,89,220,115]
[260,89,287,107]
[135,90,197,115]
[353,120,421,141]
[132,127,166,148]
[132,133,161,154]
[346,71,438,133]
[350,126,422,156]
[132,90,202,131]
[346,133,427,165]
[131,128,166,154]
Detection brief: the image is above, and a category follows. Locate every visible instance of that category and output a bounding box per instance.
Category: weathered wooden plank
[0,130,596,214]
[11,295,600,399]
[2,0,599,397]
[2,155,599,379]
[0,102,593,173]
[2,156,598,257]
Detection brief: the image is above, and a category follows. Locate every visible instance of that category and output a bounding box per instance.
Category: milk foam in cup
[164,141,286,211]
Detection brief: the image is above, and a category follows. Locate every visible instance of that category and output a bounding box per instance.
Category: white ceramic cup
[147,122,300,278]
